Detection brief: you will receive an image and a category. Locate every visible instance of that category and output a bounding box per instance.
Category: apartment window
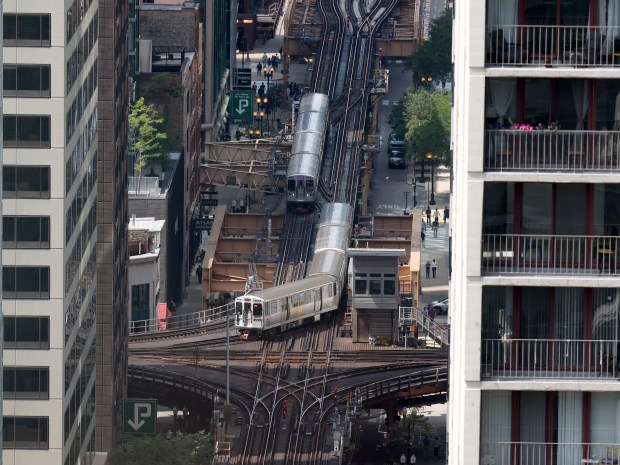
[3,417,49,449]
[131,284,150,321]
[3,14,51,46]
[4,65,51,97]
[3,266,50,299]
[3,166,51,198]
[4,317,50,349]
[3,216,50,248]
[3,368,49,399]
[3,115,51,148]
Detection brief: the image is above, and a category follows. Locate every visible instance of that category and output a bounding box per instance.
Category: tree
[107,431,214,465]
[406,9,453,86]
[389,88,451,166]
[129,97,168,192]
[383,410,435,464]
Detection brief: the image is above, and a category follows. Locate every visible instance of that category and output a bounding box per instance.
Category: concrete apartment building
[2,0,128,463]
[451,1,620,464]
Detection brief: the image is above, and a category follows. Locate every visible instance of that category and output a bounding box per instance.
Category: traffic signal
[346,17,351,26]
[333,387,338,402]
[283,400,287,417]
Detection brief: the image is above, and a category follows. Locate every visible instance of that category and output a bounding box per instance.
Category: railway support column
[387,395,398,429]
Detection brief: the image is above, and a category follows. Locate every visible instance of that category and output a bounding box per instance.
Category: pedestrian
[433,437,441,458]
[235,128,241,141]
[256,62,262,75]
[423,435,430,458]
[262,52,268,66]
[428,306,436,321]
[432,220,439,237]
[444,206,449,224]
[273,55,279,70]
[251,82,257,95]
[434,208,440,223]
[431,259,437,278]
[267,57,272,68]
[425,261,431,279]
[173,405,178,423]
[421,229,426,248]
[258,83,265,97]
[421,218,427,232]
[196,266,202,283]
[426,206,432,223]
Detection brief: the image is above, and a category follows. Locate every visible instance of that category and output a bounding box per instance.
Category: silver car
[429,298,449,315]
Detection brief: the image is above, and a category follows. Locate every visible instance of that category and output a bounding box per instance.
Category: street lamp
[421,75,433,88]
[400,453,416,464]
[263,65,274,90]
[256,97,270,131]
[426,153,436,205]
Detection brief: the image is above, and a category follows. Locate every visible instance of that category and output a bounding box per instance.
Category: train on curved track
[235,202,352,336]
[286,93,330,213]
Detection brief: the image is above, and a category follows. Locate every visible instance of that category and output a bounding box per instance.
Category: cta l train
[286,93,330,212]
[234,203,352,336]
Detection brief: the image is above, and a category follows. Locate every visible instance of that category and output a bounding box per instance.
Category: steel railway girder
[201,140,287,193]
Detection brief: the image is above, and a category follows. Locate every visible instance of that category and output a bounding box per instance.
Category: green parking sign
[231,91,253,124]
[122,399,157,434]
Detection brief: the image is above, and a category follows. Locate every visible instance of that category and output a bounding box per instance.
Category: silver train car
[235,203,352,336]
[287,93,330,212]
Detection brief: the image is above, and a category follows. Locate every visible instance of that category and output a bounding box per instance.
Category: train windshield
[252,303,263,316]
[306,180,314,192]
[235,301,243,314]
[288,179,295,191]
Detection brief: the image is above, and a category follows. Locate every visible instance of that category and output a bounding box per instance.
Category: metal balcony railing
[487,24,620,67]
[485,130,620,171]
[400,306,450,347]
[480,441,620,465]
[481,234,620,276]
[481,338,619,380]
[129,302,233,335]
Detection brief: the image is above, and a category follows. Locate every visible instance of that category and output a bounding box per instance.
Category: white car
[429,298,449,315]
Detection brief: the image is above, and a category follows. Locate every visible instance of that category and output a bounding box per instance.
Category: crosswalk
[423,224,449,249]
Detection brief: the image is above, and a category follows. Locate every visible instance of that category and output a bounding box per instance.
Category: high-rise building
[451,2,620,464]
[1,0,127,463]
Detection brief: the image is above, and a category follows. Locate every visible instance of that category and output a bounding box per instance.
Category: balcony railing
[482,234,620,276]
[487,24,620,67]
[481,442,620,465]
[481,338,619,380]
[486,130,620,172]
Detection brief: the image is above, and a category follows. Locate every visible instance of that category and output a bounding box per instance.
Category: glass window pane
[384,280,396,295]
[16,317,40,342]
[4,317,16,342]
[3,267,16,292]
[17,16,41,41]
[3,369,15,394]
[369,279,382,295]
[16,217,41,244]
[15,267,40,293]
[4,116,16,143]
[3,217,16,243]
[3,15,16,40]
[14,417,40,448]
[3,167,16,195]
[18,67,41,91]
[40,217,50,245]
[4,67,17,91]
[354,279,367,295]
[39,318,49,344]
[17,116,41,143]
[3,417,15,446]
[15,369,39,395]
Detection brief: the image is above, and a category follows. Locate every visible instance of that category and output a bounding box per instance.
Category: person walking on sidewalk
[256,62,263,75]
[432,219,439,237]
[444,206,449,224]
[433,437,441,458]
[431,259,437,278]
[421,229,426,248]
[426,206,432,223]
[434,208,440,223]
[425,261,431,279]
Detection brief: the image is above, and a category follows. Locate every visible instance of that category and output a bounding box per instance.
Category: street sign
[122,399,157,434]
[195,217,214,231]
[231,91,253,124]
[234,68,252,90]
[201,198,218,207]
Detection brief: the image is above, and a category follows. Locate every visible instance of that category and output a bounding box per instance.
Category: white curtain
[487,0,518,41]
[489,78,516,125]
[591,393,620,449]
[480,391,512,465]
[557,392,583,465]
[608,0,620,41]
[520,392,547,464]
[571,80,589,130]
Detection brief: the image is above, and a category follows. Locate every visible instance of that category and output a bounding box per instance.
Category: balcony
[485,130,620,172]
[481,442,620,465]
[482,234,620,276]
[481,338,619,380]
[487,25,620,67]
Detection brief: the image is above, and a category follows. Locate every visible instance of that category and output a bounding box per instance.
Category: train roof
[239,275,336,301]
[319,203,353,226]
[287,153,321,177]
[298,93,329,113]
[295,111,327,133]
[291,131,324,157]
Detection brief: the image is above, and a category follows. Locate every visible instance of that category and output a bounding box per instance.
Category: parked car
[429,298,449,315]
[388,131,406,153]
[388,150,406,169]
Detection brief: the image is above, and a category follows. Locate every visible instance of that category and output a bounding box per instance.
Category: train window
[244,302,251,314]
[297,180,303,189]
[252,303,262,316]
[235,302,242,314]
[305,291,310,303]
[265,302,270,315]
[306,180,314,192]
[328,284,333,297]
[288,179,295,191]
[384,279,396,295]
[332,283,336,296]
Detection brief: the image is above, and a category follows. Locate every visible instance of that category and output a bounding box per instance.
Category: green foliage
[389,88,451,166]
[129,97,168,174]
[383,410,435,463]
[265,83,285,110]
[107,431,214,465]
[406,9,453,86]
[140,73,183,100]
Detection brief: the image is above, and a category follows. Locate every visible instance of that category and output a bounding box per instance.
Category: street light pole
[430,161,436,205]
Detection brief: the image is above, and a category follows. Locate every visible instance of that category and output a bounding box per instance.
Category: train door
[305,179,314,201]
[296,178,305,200]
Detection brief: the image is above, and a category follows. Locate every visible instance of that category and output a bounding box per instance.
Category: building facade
[451,1,620,464]
[96,0,129,455]
[2,0,101,463]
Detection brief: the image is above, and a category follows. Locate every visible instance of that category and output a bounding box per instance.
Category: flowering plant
[511,123,534,130]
